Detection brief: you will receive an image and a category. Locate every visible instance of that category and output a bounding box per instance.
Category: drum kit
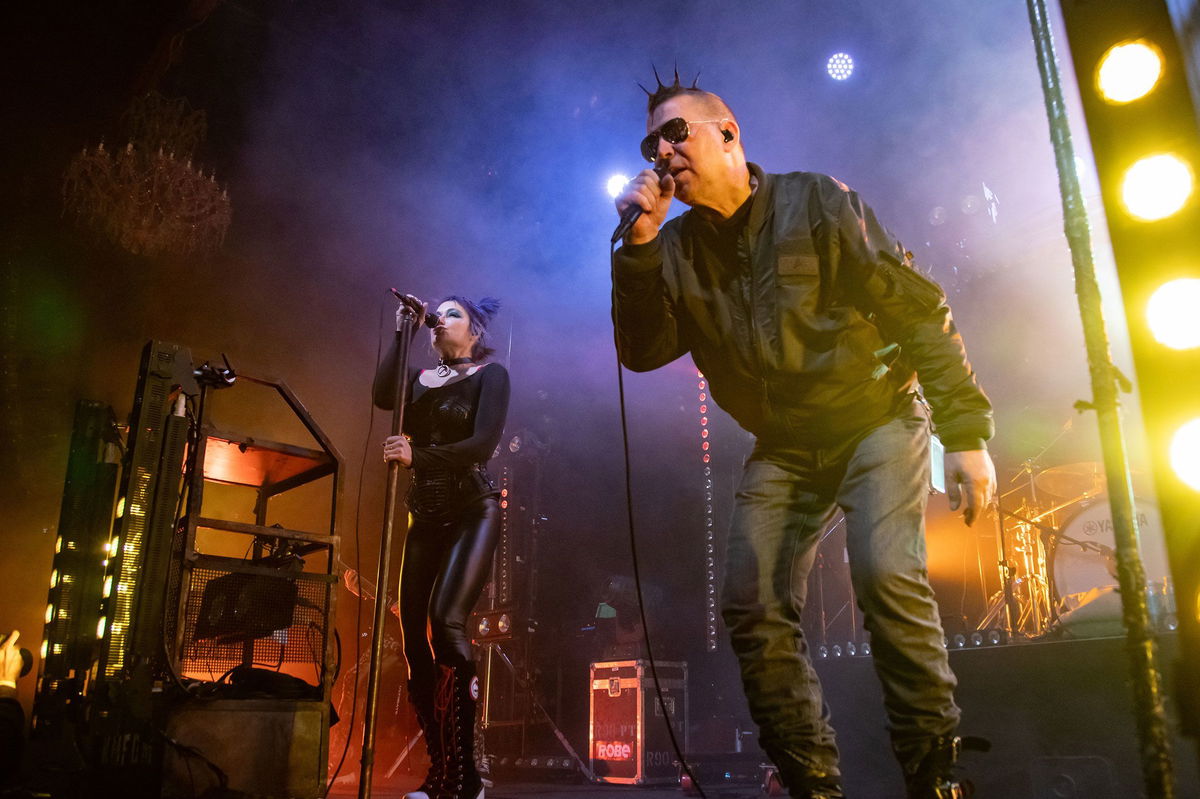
[978,459,1176,638]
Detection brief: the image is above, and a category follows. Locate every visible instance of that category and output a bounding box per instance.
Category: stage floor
[331,784,698,799]
[329,634,1199,799]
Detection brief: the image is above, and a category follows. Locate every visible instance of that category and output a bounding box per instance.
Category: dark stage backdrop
[0,0,1175,784]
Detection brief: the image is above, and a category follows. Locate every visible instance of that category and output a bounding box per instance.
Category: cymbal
[1035,462,1106,499]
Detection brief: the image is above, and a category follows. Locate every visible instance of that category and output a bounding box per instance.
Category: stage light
[1121,153,1193,221]
[607,175,630,199]
[1097,40,1164,104]
[40,640,48,659]
[497,613,511,634]
[1169,418,1200,490]
[1147,278,1200,350]
[478,616,491,636]
[96,617,106,639]
[49,570,58,588]
[826,53,854,81]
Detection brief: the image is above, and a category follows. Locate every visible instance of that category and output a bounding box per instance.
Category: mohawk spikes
[640,65,706,113]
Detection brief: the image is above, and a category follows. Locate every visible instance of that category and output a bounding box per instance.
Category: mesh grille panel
[180,565,329,676]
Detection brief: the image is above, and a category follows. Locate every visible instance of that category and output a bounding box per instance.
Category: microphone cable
[325,293,390,796]
[609,239,708,799]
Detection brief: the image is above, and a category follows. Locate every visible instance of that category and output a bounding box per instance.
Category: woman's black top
[374,351,510,520]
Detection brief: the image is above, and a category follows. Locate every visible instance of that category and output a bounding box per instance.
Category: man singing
[610,73,997,799]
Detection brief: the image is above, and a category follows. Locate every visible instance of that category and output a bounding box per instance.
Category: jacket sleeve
[832,185,994,451]
[612,236,690,371]
[372,337,420,411]
[1,689,24,782]
[410,364,510,470]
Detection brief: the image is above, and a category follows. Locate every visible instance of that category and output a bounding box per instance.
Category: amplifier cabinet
[589,659,687,785]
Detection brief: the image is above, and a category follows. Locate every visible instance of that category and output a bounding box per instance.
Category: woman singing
[374,294,509,799]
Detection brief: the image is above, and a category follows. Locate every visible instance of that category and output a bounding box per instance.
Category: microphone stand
[358,305,417,798]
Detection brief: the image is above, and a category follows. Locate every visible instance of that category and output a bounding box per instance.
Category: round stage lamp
[497,613,511,634]
[1170,418,1200,490]
[1097,40,1164,104]
[826,52,854,81]
[1121,154,1193,221]
[607,174,630,199]
[1147,278,1200,349]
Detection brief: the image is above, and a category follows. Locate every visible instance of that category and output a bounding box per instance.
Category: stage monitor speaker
[813,635,1198,798]
[194,569,298,644]
[1030,756,1118,799]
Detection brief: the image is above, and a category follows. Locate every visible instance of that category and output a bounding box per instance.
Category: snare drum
[1051,497,1173,625]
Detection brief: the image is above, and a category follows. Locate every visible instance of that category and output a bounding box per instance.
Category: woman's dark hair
[440,295,501,361]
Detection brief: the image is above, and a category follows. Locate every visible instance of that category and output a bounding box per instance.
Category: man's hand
[945,450,996,527]
[1,631,22,685]
[615,168,675,245]
[383,435,413,467]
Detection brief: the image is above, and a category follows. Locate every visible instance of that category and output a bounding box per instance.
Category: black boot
[764,758,845,799]
[899,735,964,799]
[789,770,845,799]
[438,662,484,799]
[405,680,445,799]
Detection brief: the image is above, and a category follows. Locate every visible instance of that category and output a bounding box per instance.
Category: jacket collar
[680,162,773,237]
[745,162,773,238]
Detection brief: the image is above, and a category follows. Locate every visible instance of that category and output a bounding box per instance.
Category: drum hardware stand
[977,503,1053,636]
[979,497,1020,637]
[813,513,860,647]
[1026,1,1174,792]
[978,463,1062,637]
[484,642,595,781]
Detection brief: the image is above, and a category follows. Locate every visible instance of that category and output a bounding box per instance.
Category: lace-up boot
[438,662,484,799]
[404,680,445,799]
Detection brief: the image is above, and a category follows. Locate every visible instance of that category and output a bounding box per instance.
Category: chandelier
[63,93,231,257]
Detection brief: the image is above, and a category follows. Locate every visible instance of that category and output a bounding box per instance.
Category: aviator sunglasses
[640,118,728,163]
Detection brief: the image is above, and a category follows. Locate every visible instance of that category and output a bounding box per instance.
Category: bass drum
[1051,497,1172,620]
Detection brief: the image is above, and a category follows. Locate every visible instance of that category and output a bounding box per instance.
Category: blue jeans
[721,402,959,780]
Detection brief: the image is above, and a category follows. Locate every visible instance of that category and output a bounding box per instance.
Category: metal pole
[358,306,417,798]
[1024,2,1175,795]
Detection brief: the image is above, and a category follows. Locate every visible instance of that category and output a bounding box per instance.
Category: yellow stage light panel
[1170,417,1200,490]
[1097,40,1164,104]
[1122,154,1193,221]
[1147,278,1200,349]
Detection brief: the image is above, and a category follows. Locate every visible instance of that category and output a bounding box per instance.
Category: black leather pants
[400,496,501,700]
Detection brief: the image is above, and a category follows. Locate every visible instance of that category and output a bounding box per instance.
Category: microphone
[610,161,670,244]
[389,288,440,328]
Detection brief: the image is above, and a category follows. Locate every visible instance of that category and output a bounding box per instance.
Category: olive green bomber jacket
[612,164,993,452]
